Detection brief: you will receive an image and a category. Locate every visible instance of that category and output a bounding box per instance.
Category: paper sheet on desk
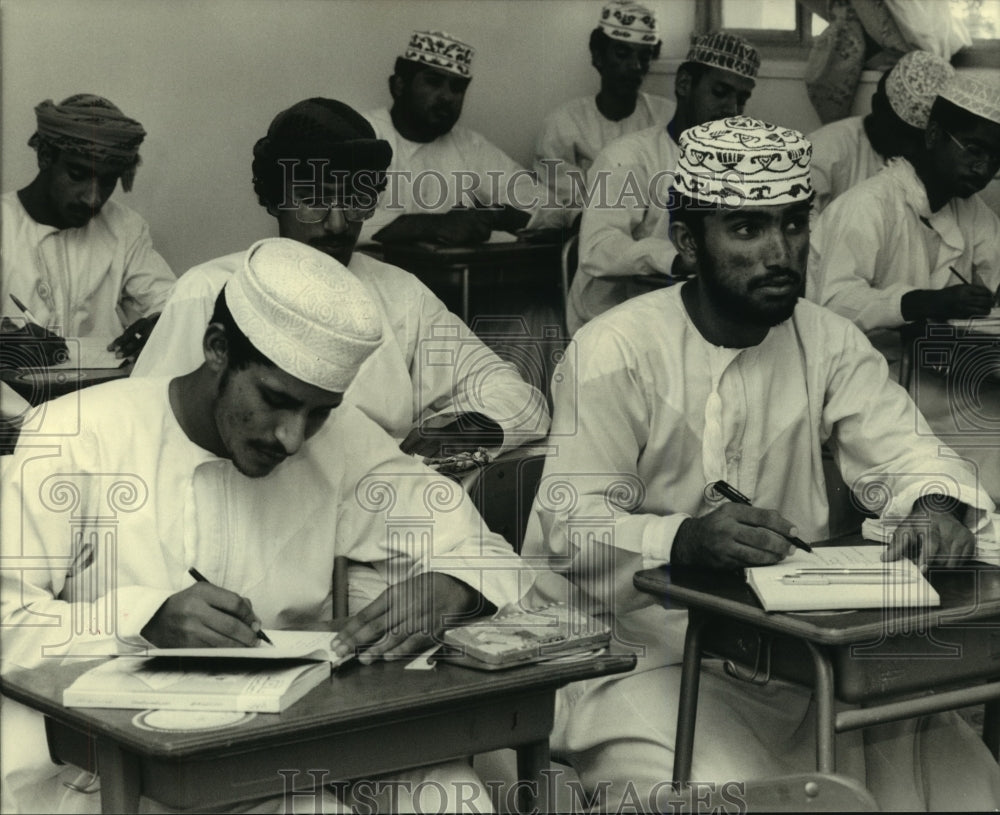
[48,337,122,369]
[862,512,1000,564]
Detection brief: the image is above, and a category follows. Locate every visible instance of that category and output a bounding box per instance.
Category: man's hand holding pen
[141,581,268,648]
[671,503,799,569]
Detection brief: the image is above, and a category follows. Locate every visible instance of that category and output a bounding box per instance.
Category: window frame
[696,0,817,60]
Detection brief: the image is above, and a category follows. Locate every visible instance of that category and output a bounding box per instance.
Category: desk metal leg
[983,699,1000,761]
[673,613,707,784]
[516,739,551,815]
[806,642,836,773]
[96,739,140,814]
[460,265,470,325]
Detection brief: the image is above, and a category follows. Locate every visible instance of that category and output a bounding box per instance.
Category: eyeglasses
[943,129,1000,172]
[292,196,378,224]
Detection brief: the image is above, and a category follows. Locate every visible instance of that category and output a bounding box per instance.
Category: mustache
[751,268,802,289]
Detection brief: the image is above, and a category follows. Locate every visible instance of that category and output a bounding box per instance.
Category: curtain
[802,0,910,124]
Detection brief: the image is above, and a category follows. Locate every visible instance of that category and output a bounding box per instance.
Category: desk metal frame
[634,558,1000,784]
[3,651,634,814]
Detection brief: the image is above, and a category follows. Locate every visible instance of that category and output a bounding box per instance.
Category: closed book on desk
[442,602,610,669]
[63,657,331,713]
[745,545,939,612]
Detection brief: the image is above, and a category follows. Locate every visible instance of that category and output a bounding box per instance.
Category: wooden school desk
[377,236,563,325]
[1,648,635,814]
[633,535,1000,784]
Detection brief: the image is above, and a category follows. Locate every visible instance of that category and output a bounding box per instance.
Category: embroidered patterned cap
[938,72,1000,125]
[685,31,760,81]
[402,30,475,78]
[885,51,954,129]
[226,238,382,393]
[599,1,659,45]
[672,117,812,207]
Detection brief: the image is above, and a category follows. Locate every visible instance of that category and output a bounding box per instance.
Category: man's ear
[669,220,699,268]
[924,120,942,150]
[36,146,55,171]
[389,74,404,102]
[590,43,605,72]
[674,68,692,101]
[203,324,229,371]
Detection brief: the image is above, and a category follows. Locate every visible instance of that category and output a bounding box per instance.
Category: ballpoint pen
[188,567,274,645]
[781,573,918,585]
[711,480,814,554]
[949,266,972,286]
[9,293,42,327]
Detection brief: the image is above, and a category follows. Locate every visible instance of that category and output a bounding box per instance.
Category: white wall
[2,0,877,275]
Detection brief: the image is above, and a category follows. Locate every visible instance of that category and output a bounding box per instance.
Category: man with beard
[531,1,673,230]
[807,72,1000,369]
[360,30,541,245]
[134,97,549,460]
[522,117,999,811]
[1,94,175,360]
[1,238,529,813]
[568,31,760,334]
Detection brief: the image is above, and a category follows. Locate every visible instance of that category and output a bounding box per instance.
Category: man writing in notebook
[524,117,999,811]
[1,238,529,813]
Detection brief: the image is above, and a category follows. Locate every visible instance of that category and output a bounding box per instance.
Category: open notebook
[745,545,939,612]
[141,629,350,664]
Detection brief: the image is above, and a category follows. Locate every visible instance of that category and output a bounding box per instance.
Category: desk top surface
[378,236,563,267]
[2,648,634,759]
[634,538,1000,646]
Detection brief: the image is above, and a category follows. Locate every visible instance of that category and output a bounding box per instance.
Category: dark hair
[929,96,991,135]
[676,61,713,86]
[588,28,663,61]
[210,288,274,371]
[667,191,712,242]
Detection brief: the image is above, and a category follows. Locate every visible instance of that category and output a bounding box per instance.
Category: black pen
[949,266,972,286]
[9,293,42,328]
[187,567,274,645]
[711,480,814,554]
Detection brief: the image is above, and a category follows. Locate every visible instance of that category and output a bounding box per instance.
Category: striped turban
[29,94,146,191]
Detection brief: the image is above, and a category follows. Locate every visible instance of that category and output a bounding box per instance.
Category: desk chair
[560,235,578,334]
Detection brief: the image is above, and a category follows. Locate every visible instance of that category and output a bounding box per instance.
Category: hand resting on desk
[141,582,266,648]
[672,503,797,569]
[882,495,976,569]
[333,572,485,665]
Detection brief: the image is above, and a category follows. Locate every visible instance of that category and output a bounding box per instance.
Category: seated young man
[1,93,175,359]
[569,31,759,334]
[133,98,549,460]
[808,50,954,215]
[807,72,1000,370]
[1,239,531,814]
[523,116,1000,811]
[531,0,672,230]
[360,30,542,246]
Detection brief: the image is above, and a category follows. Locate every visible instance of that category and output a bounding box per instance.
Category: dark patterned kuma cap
[685,31,760,81]
[672,117,812,208]
[402,30,475,78]
[599,1,659,45]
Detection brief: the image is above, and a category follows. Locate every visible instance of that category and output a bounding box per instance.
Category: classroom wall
[2,0,875,275]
